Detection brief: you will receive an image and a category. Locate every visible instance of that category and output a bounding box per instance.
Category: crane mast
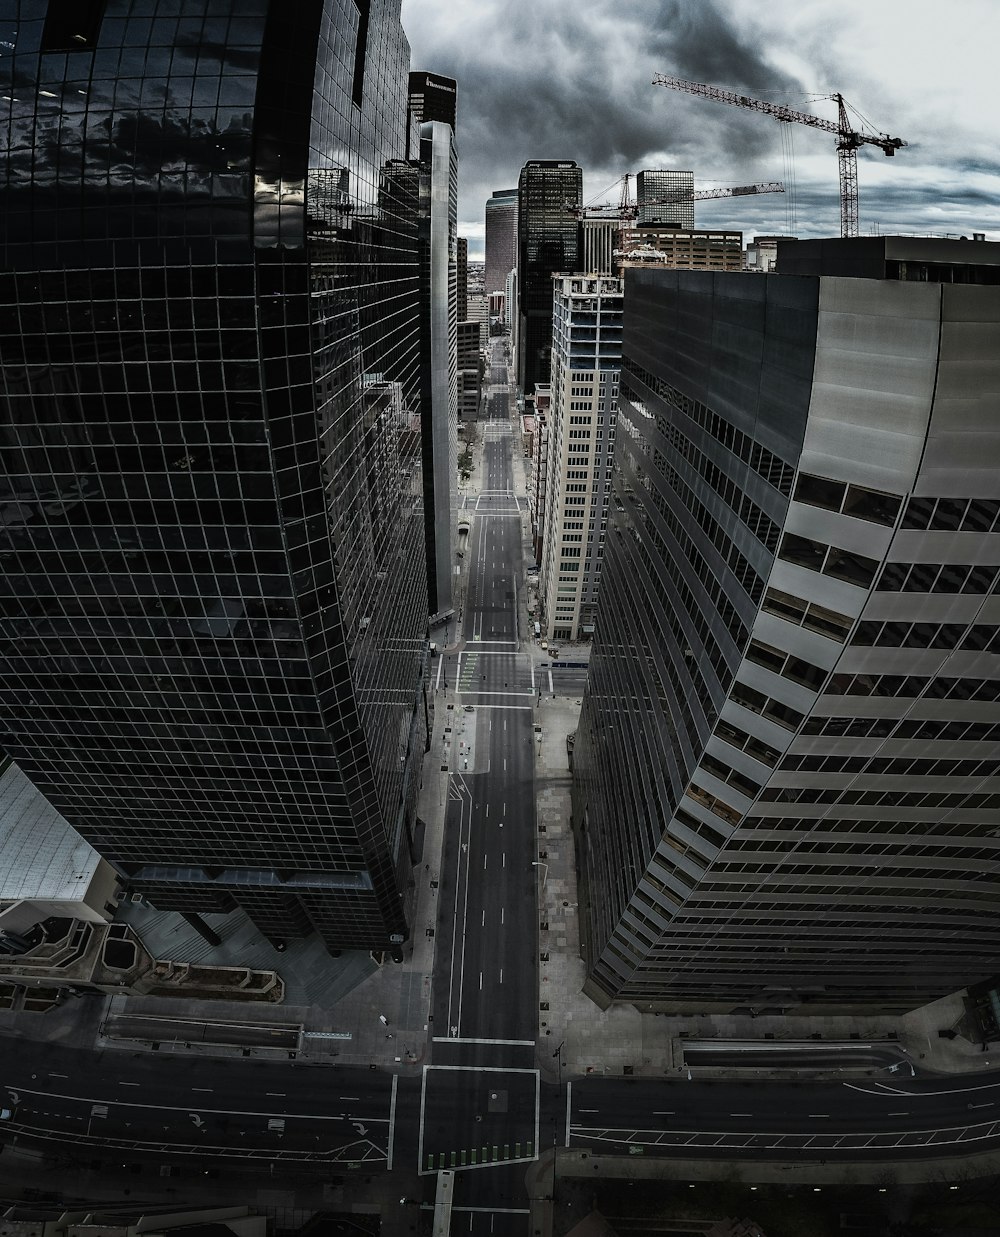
[652,74,905,237]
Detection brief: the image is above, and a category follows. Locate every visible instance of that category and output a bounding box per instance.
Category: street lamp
[532,861,548,887]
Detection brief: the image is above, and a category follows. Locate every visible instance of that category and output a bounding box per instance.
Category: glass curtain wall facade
[574,249,1000,1014]
[635,169,695,228]
[0,0,429,955]
[417,119,458,618]
[485,187,517,300]
[516,161,581,396]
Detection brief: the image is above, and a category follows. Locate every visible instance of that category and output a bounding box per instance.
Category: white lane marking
[435,656,444,690]
[119,1082,139,1087]
[479,972,483,991]
[502,852,505,868]
[808,1113,830,1118]
[387,1074,398,1170]
[431,1037,535,1046]
[566,1082,572,1147]
[501,907,504,925]
[49,1073,68,1079]
[499,969,503,984]
[483,854,488,869]
[191,1088,213,1093]
[9,1086,387,1121]
[845,1079,1000,1099]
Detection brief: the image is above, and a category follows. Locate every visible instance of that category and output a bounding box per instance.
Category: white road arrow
[189,1113,203,1128]
[7,1091,20,1105]
[352,1121,368,1136]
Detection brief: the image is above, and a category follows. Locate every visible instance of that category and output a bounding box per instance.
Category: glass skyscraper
[574,239,1000,1014]
[635,169,695,228]
[0,0,429,955]
[516,160,582,396]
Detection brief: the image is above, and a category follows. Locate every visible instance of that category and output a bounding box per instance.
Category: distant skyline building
[574,236,1000,1014]
[417,120,459,618]
[517,160,583,395]
[485,187,518,298]
[0,0,430,956]
[538,277,622,643]
[636,169,695,227]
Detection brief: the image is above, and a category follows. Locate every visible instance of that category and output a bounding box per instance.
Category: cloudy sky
[398,0,1000,261]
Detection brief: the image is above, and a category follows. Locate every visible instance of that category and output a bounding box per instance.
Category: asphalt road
[423,336,543,1207]
[1,1040,402,1166]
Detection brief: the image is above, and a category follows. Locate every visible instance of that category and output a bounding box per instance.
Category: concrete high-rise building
[0,0,431,956]
[486,188,518,299]
[456,236,469,321]
[581,218,621,276]
[574,236,1000,1014]
[538,277,622,641]
[417,121,459,618]
[636,169,695,227]
[517,161,583,395]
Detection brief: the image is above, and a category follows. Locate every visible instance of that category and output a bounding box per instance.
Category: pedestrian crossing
[424,1141,534,1171]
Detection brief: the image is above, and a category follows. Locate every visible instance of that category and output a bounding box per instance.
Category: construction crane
[651,74,905,237]
[566,180,784,219]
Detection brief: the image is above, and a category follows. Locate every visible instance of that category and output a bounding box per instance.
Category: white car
[0,1107,13,1121]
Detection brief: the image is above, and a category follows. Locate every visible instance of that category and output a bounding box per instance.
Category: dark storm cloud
[404,0,805,222]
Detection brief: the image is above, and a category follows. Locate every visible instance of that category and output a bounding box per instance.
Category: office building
[528,385,553,564]
[620,226,744,271]
[417,121,459,618]
[574,236,1000,1014]
[539,277,623,641]
[408,70,457,130]
[581,217,621,277]
[517,160,583,394]
[457,235,469,321]
[636,169,695,228]
[0,0,430,956]
[506,268,519,336]
[485,187,518,299]
[466,290,489,350]
[457,321,482,422]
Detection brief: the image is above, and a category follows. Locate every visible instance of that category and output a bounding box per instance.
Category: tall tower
[538,276,623,641]
[0,0,430,956]
[417,120,459,618]
[574,237,1000,1014]
[517,161,583,395]
[636,169,695,227]
[485,188,518,299]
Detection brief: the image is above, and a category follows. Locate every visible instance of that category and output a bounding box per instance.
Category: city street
[4,335,1000,1219]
